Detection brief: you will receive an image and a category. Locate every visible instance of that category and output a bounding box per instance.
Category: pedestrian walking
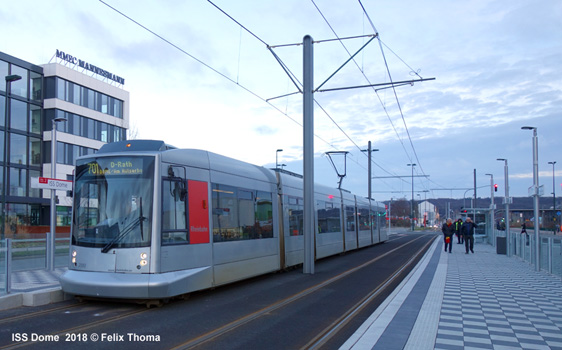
[442,218,455,253]
[521,222,529,246]
[462,217,477,254]
[455,218,464,244]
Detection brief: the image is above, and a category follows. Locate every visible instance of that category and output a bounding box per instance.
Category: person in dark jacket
[454,218,464,244]
[441,218,455,253]
[462,217,477,254]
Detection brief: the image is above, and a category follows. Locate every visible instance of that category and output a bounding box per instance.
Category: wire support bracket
[317,77,435,93]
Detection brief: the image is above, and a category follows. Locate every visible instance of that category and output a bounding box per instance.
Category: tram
[60,140,387,300]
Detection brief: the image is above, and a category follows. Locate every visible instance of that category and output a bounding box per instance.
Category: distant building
[1,51,129,237]
[417,200,438,227]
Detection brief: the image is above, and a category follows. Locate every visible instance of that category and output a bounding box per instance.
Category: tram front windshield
[72,156,154,250]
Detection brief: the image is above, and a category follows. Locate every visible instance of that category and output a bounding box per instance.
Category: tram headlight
[139,252,148,267]
[71,250,77,265]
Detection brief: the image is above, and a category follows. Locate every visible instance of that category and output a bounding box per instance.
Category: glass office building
[1,51,129,238]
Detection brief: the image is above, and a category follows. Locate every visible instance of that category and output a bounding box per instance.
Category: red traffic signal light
[494,184,498,192]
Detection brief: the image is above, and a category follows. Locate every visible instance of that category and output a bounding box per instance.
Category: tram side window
[371,210,378,230]
[255,191,273,239]
[288,196,303,236]
[346,206,355,231]
[358,207,370,231]
[212,184,273,242]
[212,184,239,241]
[161,178,188,245]
[238,189,255,239]
[317,200,341,234]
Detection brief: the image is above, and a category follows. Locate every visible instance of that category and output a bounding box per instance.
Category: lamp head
[5,75,22,83]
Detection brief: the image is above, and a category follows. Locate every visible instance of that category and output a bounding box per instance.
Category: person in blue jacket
[462,217,477,254]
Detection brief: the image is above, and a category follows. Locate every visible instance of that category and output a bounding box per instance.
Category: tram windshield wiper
[101,198,146,253]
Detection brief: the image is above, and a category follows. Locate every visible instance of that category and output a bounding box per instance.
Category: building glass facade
[1,51,129,239]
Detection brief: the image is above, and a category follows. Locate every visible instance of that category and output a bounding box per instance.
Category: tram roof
[97,140,176,154]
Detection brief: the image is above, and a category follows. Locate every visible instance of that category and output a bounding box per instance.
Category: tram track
[171,233,436,350]
[0,304,153,349]
[0,303,82,325]
[302,235,436,349]
[0,233,435,350]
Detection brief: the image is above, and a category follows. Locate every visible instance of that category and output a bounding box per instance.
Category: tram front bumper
[60,267,211,299]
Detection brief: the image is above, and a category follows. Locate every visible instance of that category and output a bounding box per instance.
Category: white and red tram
[60,140,387,300]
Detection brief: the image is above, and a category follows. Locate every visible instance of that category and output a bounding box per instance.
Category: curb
[0,288,73,311]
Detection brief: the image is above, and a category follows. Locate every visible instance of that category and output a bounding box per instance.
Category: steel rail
[171,234,433,350]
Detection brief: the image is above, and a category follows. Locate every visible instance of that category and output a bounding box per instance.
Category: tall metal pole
[548,161,556,234]
[473,169,477,223]
[303,35,314,274]
[498,159,511,256]
[367,141,372,199]
[522,126,540,271]
[48,117,66,271]
[48,120,57,271]
[361,142,378,200]
[486,173,495,246]
[532,128,540,270]
[2,74,22,240]
[388,198,392,234]
[407,163,416,231]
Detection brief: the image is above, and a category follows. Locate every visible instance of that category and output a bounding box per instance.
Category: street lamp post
[548,161,557,234]
[275,149,283,168]
[497,158,511,256]
[521,126,540,271]
[47,117,66,271]
[485,173,495,246]
[407,163,416,231]
[2,74,22,240]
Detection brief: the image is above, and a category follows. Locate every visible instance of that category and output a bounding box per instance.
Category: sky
[1,0,561,202]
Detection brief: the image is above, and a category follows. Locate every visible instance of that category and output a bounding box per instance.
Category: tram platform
[0,267,68,310]
[341,236,562,350]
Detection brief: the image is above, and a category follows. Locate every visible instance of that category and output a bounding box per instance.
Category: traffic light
[494,184,498,192]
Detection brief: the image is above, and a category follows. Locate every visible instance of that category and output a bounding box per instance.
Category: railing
[507,230,562,278]
[1,236,69,296]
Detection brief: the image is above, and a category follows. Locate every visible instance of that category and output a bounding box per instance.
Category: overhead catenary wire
[357,0,428,176]
[313,0,447,194]
[98,0,339,150]
[310,0,416,187]
[204,0,407,184]
[101,0,419,193]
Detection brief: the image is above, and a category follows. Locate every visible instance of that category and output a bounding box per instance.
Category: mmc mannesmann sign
[56,49,125,85]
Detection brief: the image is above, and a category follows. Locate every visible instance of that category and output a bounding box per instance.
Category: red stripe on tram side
[188,180,210,244]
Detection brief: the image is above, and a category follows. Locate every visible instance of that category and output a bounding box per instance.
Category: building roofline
[0,51,43,73]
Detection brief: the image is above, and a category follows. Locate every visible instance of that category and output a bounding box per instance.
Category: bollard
[46,231,52,271]
[548,237,552,274]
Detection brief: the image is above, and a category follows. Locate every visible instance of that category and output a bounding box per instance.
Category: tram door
[160,165,190,271]
[160,164,212,274]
